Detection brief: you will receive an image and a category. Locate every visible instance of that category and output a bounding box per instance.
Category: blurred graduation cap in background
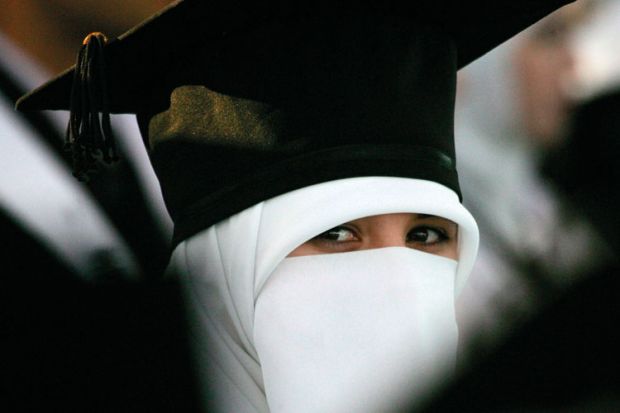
[17,0,576,247]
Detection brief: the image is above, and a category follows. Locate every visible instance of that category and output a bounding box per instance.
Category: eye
[406,226,448,245]
[314,226,358,243]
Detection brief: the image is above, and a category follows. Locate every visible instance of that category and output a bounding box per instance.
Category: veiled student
[17,1,576,411]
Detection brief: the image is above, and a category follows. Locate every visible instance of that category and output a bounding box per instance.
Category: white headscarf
[169,177,478,412]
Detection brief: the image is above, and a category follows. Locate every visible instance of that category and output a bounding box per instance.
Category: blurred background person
[0,0,174,279]
[543,0,620,252]
[453,1,614,361]
[417,1,620,410]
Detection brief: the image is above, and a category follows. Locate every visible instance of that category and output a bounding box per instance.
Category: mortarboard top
[16,0,576,246]
[16,0,576,114]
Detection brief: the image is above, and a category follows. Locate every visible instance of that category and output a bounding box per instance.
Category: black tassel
[66,32,119,181]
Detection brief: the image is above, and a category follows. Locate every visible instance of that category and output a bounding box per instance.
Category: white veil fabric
[169,177,478,412]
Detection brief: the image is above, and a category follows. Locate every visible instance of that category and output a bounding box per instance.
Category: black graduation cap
[17,0,576,246]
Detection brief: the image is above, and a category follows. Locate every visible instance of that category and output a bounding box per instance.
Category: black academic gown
[2,208,203,411]
[417,262,620,412]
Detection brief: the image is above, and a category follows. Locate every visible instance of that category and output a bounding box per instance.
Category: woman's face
[288,213,458,260]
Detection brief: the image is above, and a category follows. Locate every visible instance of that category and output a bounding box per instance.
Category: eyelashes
[406,226,449,245]
[313,225,451,246]
[314,226,358,243]
[290,216,459,259]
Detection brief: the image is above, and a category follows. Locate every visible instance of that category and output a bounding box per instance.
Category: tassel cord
[66,32,118,181]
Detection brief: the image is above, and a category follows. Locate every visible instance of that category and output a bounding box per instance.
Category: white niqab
[256,248,459,413]
[170,177,478,412]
